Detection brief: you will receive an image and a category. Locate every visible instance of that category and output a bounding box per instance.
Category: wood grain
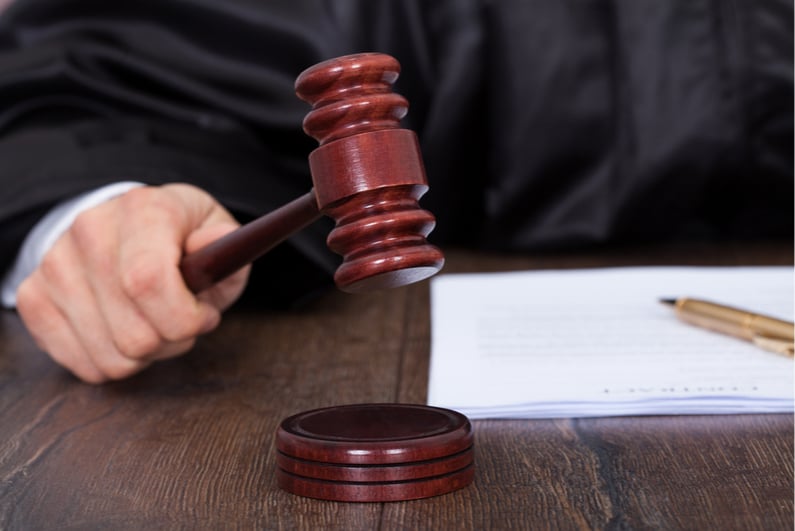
[0,242,792,529]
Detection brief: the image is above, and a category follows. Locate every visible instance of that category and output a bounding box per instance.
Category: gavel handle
[179,190,322,293]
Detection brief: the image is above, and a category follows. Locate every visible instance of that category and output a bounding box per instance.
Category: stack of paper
[427,266,793,419]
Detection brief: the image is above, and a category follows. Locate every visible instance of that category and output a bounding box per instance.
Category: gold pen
[660,297,794,357]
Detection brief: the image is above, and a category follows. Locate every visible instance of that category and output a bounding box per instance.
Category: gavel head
[295,53,445,293]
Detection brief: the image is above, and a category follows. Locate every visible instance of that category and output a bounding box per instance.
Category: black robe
[0,0,791,304]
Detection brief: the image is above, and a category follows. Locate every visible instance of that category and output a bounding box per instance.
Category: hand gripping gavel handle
[178,191,321,293]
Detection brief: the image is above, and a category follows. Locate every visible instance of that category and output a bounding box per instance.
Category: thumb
[184,220,241,255]
[184,220,252,313]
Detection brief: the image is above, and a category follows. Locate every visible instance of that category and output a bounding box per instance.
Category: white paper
[428,266,794,419]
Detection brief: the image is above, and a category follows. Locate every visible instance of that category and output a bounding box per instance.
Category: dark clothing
[0,0,792,304]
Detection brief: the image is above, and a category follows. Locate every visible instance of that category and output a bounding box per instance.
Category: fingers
[17,238,148,383]
[17,277,106,383]
[69,206,166,357]
[71,203,205,360]
[15,184,247,383]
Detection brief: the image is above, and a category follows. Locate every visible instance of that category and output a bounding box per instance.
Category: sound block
[275,403,474,502]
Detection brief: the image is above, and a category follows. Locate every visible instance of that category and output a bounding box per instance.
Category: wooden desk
[1,243,792,529]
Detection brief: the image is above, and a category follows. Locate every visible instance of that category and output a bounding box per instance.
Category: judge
[0,0,791,382]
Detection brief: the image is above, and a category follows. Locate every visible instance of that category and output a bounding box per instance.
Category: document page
[428,267,794,419]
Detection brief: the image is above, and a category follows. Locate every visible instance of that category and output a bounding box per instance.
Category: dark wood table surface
[1,242,792,530]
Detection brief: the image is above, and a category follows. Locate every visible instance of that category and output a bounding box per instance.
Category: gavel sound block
[179,53,444,293]
[275,404,474,502]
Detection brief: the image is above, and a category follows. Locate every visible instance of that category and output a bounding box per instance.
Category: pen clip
[752,334,794,357]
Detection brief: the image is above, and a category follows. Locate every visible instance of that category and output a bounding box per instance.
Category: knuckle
[118,185,155,208]
[162,314,204,342]
[152,337,196,361]
[15,277,43,316]
[15,283,57,349]
[70,208,101,242]
[102,365,139,382]
[38,249,68,285]
[120,187,181,223]
[71,214,114,271]
[94,357,143,381]
[74,367,108,385]
[115,328,161,359]
[15,288,55,352]
[120,256,164,300]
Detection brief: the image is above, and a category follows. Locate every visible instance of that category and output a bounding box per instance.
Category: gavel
[178,53,444,294]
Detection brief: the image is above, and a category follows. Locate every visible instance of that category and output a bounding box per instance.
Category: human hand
[16,183,250,383]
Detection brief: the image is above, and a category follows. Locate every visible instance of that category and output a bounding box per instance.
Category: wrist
[1,181,145,308]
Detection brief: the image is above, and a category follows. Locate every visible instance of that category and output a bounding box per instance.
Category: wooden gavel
[178,53,445,293]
